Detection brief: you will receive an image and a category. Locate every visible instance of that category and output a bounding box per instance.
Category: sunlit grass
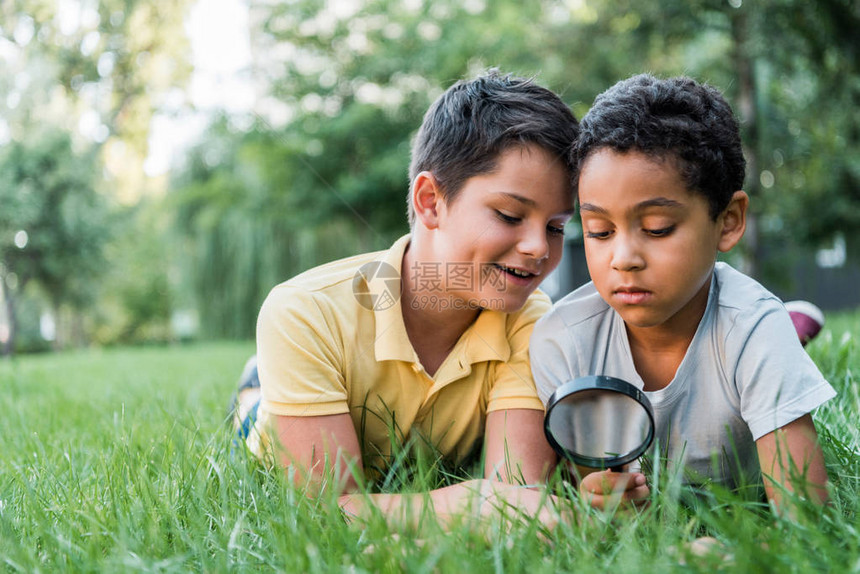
[1,310,858,572]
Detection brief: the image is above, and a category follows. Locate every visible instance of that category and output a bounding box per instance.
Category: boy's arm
[483,408,556,484]
[726,299,834,511]
[340,479,567,530]
[272,413,363,494]
[756,413,829,510]
[482,408,651,509]
[271,412,567,528]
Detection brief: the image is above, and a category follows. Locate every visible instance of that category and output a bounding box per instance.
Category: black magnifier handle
[609,465,625,473]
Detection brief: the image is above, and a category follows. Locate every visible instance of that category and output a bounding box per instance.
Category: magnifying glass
[544,375,655,472]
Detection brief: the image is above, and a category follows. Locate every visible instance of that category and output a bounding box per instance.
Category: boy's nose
[517,225,550,262]
[611,235,645,271]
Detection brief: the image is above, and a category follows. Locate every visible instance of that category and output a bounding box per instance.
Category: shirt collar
[462,309,511,364]
[372,235,415,362]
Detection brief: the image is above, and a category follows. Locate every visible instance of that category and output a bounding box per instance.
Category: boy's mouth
[494,264,538,279]
[613,287,651,304]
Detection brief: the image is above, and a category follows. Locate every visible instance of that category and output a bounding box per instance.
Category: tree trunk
[71,310,86,348]
[1,274,16,357]
[52,300,63,352]
[731,7,761,279]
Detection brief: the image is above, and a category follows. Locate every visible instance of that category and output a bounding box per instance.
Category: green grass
[1,310,859,573]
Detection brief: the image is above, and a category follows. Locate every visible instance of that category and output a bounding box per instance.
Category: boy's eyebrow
[498,192,537,207]
[579,197,684,214]
[579,202,607,214]
[498,192,576,214]
[634,197,684,211]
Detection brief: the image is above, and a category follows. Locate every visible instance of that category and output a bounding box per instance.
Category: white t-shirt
[531,262,836,489]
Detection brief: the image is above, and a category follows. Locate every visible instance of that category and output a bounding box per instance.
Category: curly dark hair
[407,69,579,227]
[573,74,746,219]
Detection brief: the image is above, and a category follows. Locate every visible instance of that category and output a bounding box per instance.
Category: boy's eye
[644,225,675,237]
[496,211,521,224]
[547,225,565,236]
[585,230,612,239]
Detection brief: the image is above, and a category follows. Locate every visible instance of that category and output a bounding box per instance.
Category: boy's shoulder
[708,262,801,357]
[531,281,615,360]
[259,250,379,333]
[536,280,611,332]
[284,251,386,293]
[276,235,410,295]
[507,288,553,329]
[261,236,410,322]
[712,261,783,315]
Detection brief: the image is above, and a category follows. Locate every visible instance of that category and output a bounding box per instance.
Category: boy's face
[578,149,726,332]
[430,145,574,312]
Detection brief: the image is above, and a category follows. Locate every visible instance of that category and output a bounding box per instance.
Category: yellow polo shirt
[252,235,549,471]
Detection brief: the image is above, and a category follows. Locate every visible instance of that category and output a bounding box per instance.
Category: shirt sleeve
[486,294,551,413]
[256,284,351,417]
[729,300,836,441]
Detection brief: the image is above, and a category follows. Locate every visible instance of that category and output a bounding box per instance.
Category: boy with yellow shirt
[235,70,578,525]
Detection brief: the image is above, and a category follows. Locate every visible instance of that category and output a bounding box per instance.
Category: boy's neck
[399,242,481,377]
[625,276,711,391]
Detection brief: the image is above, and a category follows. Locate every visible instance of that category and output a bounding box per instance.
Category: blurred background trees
[1,0,858,352]
[0,130,110,353]
[0,0,190,353]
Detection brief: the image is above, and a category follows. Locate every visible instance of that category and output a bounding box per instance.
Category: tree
[0,130,112,354]
[0,0,193,200]
[0,0,194,349]
[170,0,860,337]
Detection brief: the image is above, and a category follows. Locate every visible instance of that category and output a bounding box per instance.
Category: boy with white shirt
[530,74,835,512]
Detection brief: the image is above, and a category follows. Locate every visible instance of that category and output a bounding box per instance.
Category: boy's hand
[579,469,650,510]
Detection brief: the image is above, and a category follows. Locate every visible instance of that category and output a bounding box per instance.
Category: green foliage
[4,290,52,354]
[93,200,172,345]
[0,129,114,351]
[167,0,860,336]
[6,0,858,344]
[0,312,858,570]
[169,117,406,339]
[0,0,192,154]
[0,0,192,349]
[0,132,108,305]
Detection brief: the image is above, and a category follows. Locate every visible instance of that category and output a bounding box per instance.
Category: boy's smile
[578,149,736,337]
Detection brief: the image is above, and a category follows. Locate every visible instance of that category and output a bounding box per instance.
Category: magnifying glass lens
[544,376,655,470]
[547,390,652,459]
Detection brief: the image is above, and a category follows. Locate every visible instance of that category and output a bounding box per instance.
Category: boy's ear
[717,190,748,252]
[411,171,444,229]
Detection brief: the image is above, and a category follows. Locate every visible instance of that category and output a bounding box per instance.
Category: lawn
[1,310,858,573]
